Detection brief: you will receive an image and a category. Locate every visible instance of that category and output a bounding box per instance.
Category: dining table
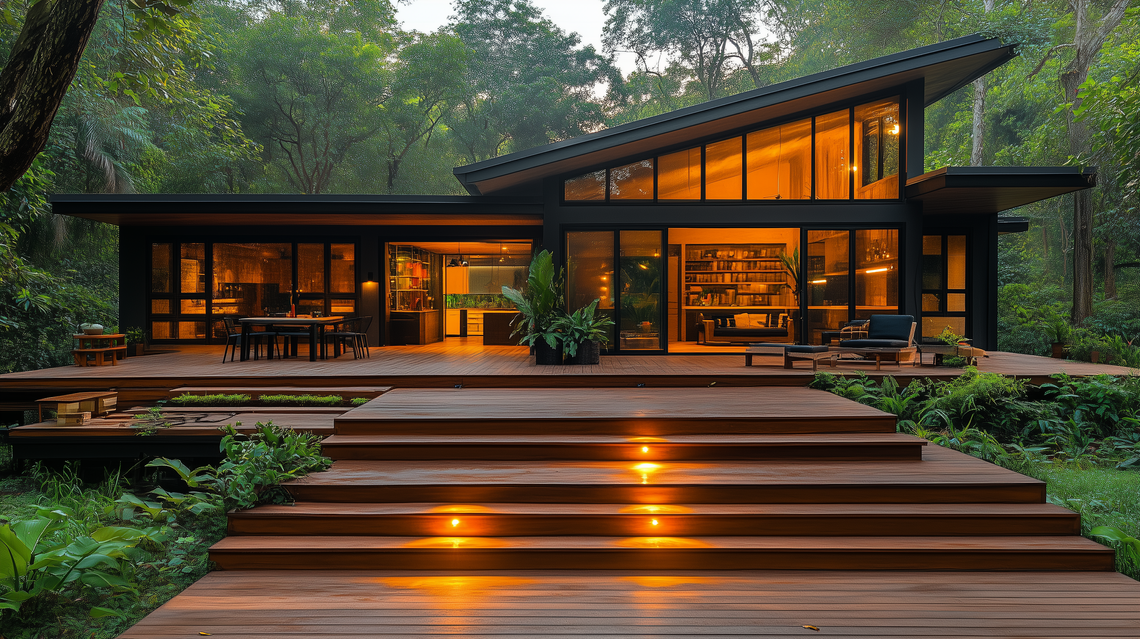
[238,316,344,362]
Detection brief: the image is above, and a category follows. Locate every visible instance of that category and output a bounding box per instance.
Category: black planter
[565,340,601,365]
[534,340,563,365]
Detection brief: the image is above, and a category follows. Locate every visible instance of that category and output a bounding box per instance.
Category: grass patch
[169,393,360,406]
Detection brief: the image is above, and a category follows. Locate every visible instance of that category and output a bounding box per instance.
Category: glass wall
[806,230,849,345]
[854,98,901,199]
[566,231,616,347]
[922,233,968,339]
[746,118,811,200]
[619,231,664,350]
[147,240,358,342]
[564,97,899,203]
[854,229,899,319]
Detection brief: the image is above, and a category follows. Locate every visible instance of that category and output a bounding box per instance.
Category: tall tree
[230,13,391,193]
[449,0,620,162]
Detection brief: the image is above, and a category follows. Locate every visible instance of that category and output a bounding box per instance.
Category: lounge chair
[836,315,917,370]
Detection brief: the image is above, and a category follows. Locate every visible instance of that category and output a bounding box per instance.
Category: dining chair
[322,317,363,359]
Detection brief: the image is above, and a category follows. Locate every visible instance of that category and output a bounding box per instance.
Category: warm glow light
[429,505,497,513]
[615,537,713,549]
[851,165,858,172]
[810,279,827,284]
[634,463,660,471]
[638,263,649,270]
[601,275,608,281]
[641,446,649,453]
[451,518,460,527]
[628,437,668,443]
[620,505,694,514]
[651,519,659,526]
[890,123,900,135]
[865,267,890,274]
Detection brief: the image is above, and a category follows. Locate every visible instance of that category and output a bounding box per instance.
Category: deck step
[227,502,1079,537]
[334,387,897,435]
[170,386,390,400]
[208,534,1114,571]
[319,433,926,461]
[284,448,1046,504]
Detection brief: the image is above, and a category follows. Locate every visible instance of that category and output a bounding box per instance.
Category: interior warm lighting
[366,271,375,283]
[641,446,650,453]
[865,267,890,274]
[851,165,858,172]
[620,505,693,514]
[890,123,900,135]
[601,275,607,281]
[451,518,460,527]
[810,278,827,284]
[638,263,649,270]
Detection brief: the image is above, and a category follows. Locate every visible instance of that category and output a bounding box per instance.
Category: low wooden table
[744,344,835,370]
[786,350,841,371]
[72,333,126,366]
[921,343,987,366]
[831,346,918,371]
[239,316,343,362]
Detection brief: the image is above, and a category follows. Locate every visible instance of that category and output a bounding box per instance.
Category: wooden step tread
[320,432,926,460]
[118,570,1140,639]
[336,387,896,435]
[173,386,390,397]
[287,446,1044,504]
[209,535,1114,571]
[227,502,1080,537]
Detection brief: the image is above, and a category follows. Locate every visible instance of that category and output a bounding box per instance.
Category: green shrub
[257,394,345,406]
[149,421,331,511]
[1040,374,1140,438]
[350,397,369,406]
[168,393,251,406]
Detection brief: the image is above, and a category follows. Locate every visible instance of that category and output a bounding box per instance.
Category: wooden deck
[1,340,1133,411]
[119,569,1140,638]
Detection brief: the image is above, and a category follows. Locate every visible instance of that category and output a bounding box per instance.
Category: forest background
[1,0,1139,373]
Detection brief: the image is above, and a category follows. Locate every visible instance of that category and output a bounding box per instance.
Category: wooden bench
[72,333,127,366]
[36,391,118,424]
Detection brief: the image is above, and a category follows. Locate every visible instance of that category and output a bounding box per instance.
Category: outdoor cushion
[838,339,910,349]
[867,314,914,340]
[716,327,787,337]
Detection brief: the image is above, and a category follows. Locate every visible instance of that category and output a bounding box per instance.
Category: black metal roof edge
[452,34,1012,184]
[48,193,542,205]
[923,166,1098,177]
[997,216,1031,233]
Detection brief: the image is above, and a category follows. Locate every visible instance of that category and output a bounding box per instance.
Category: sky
[395,0,642,76]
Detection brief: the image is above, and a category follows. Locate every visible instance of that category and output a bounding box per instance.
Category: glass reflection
[814,110,850,199]
[609,159,654,200]
[854,98,900,199]
[746,118,811,200]
[658,148,701,199]
[854,229,898,319]
[704,137,742,199]
[619,230,663,350]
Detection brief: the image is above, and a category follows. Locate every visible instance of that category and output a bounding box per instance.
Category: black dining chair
[221,317,278,362]
[274,323,313,359]
[322,317,364,359]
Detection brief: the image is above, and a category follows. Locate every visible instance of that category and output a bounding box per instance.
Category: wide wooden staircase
[209,387,1113,572]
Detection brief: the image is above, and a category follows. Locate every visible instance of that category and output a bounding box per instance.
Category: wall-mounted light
[865,267,890,274]
[366,271,375,283]
[810,279,827,284]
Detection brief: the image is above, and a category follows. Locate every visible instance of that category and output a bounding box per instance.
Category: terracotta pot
[1090,351,1100,364]
[1051,342,1066,359]
[565,340,601,365]
[534,340,563,365]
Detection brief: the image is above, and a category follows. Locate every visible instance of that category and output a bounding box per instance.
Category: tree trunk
[0,0,108,191]
[970,0,996,166]
[1058,0,1130,324]
[1104,239,1116,299]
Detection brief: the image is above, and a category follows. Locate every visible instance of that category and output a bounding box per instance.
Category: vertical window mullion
[700,146,707,200]
[810,117,816,200]
[848,107,855,200]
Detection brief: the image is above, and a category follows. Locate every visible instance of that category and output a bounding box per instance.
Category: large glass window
[564,170,606,201]
[705,138,742,199]
[854,98,900,199]
[855,229,898,319]
[922,233,968,339]
[566,231,616,347]
[814,110,850,200]
[806,230,849,345]
[658,148,701,200]
[619,230,664,350]
[746,118,811,200]
[213,243,292,318]
[609,160,654,200]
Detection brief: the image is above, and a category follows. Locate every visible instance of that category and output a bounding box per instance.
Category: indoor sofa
[698,312,792,344]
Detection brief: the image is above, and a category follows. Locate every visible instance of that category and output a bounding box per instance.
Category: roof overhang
[49,194,544,227]
[454,35,1016,196]
[997,216,1030,234]
[906,167,1097,215]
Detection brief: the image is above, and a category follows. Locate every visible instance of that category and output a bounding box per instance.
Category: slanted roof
[905,167,1097,215]
[453,35,1016,196]
[49,194,543,227]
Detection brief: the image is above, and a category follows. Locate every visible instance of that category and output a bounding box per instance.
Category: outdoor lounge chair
[836,314,917,369]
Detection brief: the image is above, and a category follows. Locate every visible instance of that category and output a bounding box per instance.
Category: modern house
[51,35,1095,354]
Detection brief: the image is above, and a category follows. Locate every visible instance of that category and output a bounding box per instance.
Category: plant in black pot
[554,299,613,365]
[125,326,148,356]
[502,250,566,365]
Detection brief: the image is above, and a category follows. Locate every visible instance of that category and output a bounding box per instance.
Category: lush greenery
[551,299,614,358]
[502,249,565,349]
[168,393,367,407]
[0,465,226,638]
[811,370,1140,578]
[1,0,1137,375]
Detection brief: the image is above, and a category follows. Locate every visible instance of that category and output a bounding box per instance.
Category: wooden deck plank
[118,570,1140,638]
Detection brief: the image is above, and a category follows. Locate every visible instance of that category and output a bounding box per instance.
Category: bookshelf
[683,243,791,308]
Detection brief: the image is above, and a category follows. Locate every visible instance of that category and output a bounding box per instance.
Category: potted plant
[1040,308,1071,359]
[125,327,148,356]
[502,250,566,365]
[554,299,614,365]
[778,247,801,343]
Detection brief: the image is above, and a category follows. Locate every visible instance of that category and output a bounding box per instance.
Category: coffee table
[786,350,841,371]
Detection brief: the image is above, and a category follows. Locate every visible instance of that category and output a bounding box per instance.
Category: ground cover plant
[168,393,368,407]
[811,370,1140,579]
[0,420,332,637]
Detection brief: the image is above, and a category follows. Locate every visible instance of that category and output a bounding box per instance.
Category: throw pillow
[733,313,750,328]
[747,315,767,328]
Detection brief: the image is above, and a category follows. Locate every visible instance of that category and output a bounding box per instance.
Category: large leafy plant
[551,299,613,357]
[149,421,331,511]
[501,250,566,348]
[0,507,146,616]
